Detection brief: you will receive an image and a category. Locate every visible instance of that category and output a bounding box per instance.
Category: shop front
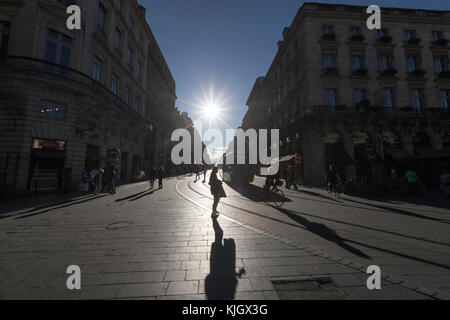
[28,138,66,192]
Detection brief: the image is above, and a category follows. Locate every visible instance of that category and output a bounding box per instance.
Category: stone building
[244,2,450,187]
[0,0,177,195]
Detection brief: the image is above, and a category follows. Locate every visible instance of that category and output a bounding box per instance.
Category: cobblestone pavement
[1,174,449,300]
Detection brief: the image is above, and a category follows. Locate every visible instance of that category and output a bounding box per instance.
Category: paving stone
[166,281,199,295]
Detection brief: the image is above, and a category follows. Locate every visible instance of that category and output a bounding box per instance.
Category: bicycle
[264,179,285,208]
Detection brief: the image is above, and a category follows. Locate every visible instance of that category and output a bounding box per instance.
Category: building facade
[245,2,450,187]
[0,0,177,195]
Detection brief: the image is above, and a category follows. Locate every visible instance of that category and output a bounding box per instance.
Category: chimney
[282,27,290,39]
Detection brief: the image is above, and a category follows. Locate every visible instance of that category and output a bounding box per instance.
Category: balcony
[406,38,422,45]
[377,36,392,44]
[0,55,148,127]
[300,104,449,120]
[323,67,338,76]
[380,68,398,77]
[322,34,336,41]
[437,71,450,79]
[408,69,426,78]
[351,68,368,77]
[350,34,365,42]
[433,39,449,47]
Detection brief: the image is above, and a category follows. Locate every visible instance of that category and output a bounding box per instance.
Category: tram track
[175,175,448,300]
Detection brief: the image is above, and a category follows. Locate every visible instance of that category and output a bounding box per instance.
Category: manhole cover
[272,277,346,300]
[106,221,133,230]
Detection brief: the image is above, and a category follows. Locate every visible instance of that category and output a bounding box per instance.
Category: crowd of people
[79,166,118,195]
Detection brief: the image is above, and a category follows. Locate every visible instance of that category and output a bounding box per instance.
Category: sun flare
[204,103,219,119]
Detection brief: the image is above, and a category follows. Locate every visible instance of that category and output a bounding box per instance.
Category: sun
[204,103,219,119]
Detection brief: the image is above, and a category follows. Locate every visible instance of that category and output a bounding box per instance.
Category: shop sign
[108,148,120,158]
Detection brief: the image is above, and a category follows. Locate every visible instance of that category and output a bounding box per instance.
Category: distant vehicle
[221,151,255,185]
[133,170,146,180]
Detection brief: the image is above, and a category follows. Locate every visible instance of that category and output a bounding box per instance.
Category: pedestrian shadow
[273,206,371,259]
[128,189,159,202]
[295,189,343,203]
[13,194,107,220]
[344,198,450,224]
[115,190,149,202]
[205,219,246,300]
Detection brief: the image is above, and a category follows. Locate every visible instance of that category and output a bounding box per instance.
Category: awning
[325,145,354,166]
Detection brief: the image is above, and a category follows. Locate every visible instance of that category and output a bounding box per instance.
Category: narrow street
[1,173,449,300]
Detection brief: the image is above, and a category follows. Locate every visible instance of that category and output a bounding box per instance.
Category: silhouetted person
[158,165,165,189]
[148,166,156,190]
[209,167,226,218]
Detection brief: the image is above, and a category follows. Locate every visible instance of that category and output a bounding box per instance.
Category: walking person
[148,166,156,190]
[195,165,201,182]
[286,165,298,190]
[158,165,165,189]
[94,169,104,195]
[209,167,226,218]
[327,165,338,195]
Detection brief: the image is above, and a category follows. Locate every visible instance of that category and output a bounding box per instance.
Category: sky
[141,0,450,160]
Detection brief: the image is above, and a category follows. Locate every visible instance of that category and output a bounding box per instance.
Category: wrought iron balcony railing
[0,55,148,127]
[301,105,449,119]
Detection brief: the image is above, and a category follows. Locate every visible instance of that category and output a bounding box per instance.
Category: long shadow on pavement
[12,194,108,220]
[205,218,245,300]
[273,206,450,270]
[273,206,371,259]
[344,198,450,224]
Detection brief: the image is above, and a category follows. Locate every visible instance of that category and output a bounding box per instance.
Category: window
[40,101,66,120]
[124,86,131,105]
[440,90,450,109]
[323,25,334,35]
[0,21,11,55]
[111,73,118,95]
[98,3,107,34]
[323,55,335,69]
[45,29,73,67]
[325,88,336,107]
[377,28,389,39]
[351,55,363,72]
[405,30,416,42]
[127,46,133,67]
[93,56,103,82]
[379,55,390,72]
[407,56,420,72]
[137,60,142,80]
[353,89,365,105]
[135,96,140,113]
[434,57,448,74]
[432,31,443,42]
[411,89,424,113]
[382,88,395,111]
[350,27,361,36]
[114,28,121,51]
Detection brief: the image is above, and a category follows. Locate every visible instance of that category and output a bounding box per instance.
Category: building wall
[245,3,450,186]
[0,0,177,195]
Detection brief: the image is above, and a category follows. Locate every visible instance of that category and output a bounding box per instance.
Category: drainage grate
[272,277,347,300]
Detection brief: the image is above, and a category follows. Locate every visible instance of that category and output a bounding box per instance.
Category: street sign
[366,144,375,155]
[108,148,120,158]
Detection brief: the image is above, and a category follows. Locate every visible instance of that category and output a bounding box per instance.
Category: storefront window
[32,139,66,151]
